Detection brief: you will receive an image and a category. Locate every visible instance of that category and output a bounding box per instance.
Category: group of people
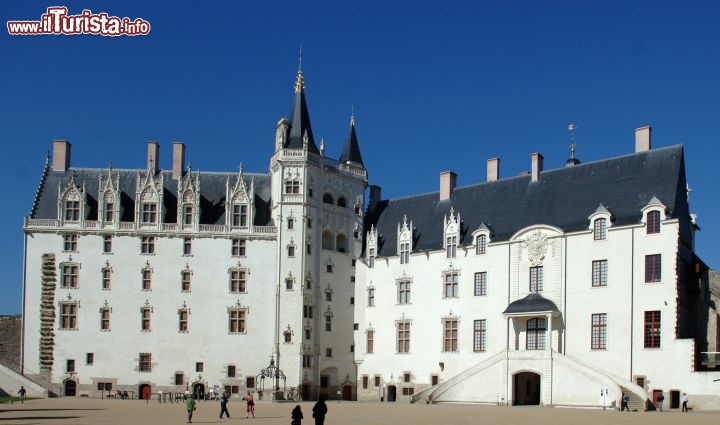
[620,391,688,413]
[184,391,328,425]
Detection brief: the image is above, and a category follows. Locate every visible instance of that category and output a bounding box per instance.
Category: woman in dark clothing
[312,395,328,425]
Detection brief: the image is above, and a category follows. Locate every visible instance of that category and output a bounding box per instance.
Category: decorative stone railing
[25,218,276,235]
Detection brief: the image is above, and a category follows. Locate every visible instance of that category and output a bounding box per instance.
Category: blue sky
[1,1,719,314]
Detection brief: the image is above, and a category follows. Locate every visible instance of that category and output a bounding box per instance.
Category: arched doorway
[193,383,205,399]
[342,384,352,401]
[64,380,77,396]
[301,383,311,401]
[139,384,152,400]
[513,372,541,405]
[386,385,397,402]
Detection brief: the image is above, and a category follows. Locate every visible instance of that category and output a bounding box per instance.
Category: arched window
[647,210,660,234]
[323,193,334,205]
[336,234,348,253]
[594,218,607,240]
[526,318,546,350]
[337,197,347,208]
[322,230,334,250]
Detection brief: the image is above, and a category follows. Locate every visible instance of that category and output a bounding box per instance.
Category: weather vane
[567,122,577,159]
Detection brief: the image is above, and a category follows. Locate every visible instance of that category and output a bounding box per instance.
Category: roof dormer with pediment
[135,166,165,230]
[397,215,413,257]
[57,171,86,226]
[178,167,201,231]
[98,168,121,229]
[225,164,255,231]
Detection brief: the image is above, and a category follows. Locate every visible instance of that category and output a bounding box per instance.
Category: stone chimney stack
[635,126,652,153]
[531,153,544,182]
[172,142,185,179]
[487,157,500,182]
[52,140,71,172]
[147,141,160,175]
[368,185,382,214]
[440,171,457,201]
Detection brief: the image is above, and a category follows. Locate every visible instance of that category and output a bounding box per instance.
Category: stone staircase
[620,385,648,411]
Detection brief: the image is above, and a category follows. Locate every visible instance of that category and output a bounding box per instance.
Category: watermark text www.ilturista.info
[7,7,150,36]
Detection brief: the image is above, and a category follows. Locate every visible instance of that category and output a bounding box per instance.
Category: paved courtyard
[1,398,719,425]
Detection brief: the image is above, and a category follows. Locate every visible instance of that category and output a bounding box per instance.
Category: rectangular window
[443,320,458,352]
[367,330,374,353]
[246,377,255,388]
[100,308,110,330]
[591,313,607,349]
[196,362,203,373]
[325,348,333,357]
[60,303,78,329]
[61,264,79,288]
[179,310,189,332]
[320,376,329,388]
[231,239,246,257]
[530,266,543,292]
[592,260,608,287]
[593,218,607,240]
[141,236,155,254]
[64,200,80,221]
[305,328,311,340]
[374,376,381,387]
[287,217,294,229]
[104,202,114,223]
[325,291,332,302]
[285,278,294,290]
[398,280,411,304]
[288,245,296,257]
[227,365,236,378]
[63,234,78,251]
[473,319,487,352]
[400,242,410,264]
[103,235,112,253]
[446,236,457,258]
[476,234,487,254]
[67,359,75,372]
[142,269,152,290]
[362,376,368,389]
[397,321,410,353]
[229,310,246,333]
[139,353,152,372]
[645,254,661,283]
[285,180,300,194]
[141,308,151,331]
[175,373,184,385]
[232,205,248,227]
[326,264,333,273]
[303,304,313,319]
[183,238,192,255]
[647,210,660,234]
[368,248,375,268]
[325,315,332,332]
[141,203,157,224]
[444,273,459,298]
[302,355,312,368]
[526,318,546,350]
[183,205,193,226]
[644,310,661,348]
[229,270,246,293]
[474,272,487,296]
[101,268,111,290]
[403,372,411,383]
[181,271,191,291]
[368,288,375,307]
[431,375,439,386]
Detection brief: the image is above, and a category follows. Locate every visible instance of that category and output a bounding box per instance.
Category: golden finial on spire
[294,46,304,93]
[350,104,355,124]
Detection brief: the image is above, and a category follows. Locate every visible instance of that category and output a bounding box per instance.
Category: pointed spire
[339,110,365,167]
[285,53,319,154]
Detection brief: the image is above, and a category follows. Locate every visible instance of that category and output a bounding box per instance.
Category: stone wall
[0,315,22,373]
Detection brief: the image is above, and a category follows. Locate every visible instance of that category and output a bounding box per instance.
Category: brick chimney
[487,157,500,182]
[635,126,652,153]
[368,185,382,213]
[147,141,159,175]
[531,153,543,182]
[52,140,71,172]
[172,142,185,179]
[440,171,457,201]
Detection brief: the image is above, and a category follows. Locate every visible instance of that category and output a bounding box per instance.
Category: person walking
[243,391,255,418]
[185,395,196,423]
[682,393,689,412]
[291,405,304,425]
[620,393,630,412]
[312,395,328,425]
[657,393,664,412]
[219,391,230,419]
[17,386,26,404]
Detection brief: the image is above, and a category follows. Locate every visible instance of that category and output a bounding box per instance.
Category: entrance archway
[342,384,352,401]
[386,385,397,402]
[64,380,77,396]
[513,372,540,405]
[193,383,205,399]
[139,384,152,400]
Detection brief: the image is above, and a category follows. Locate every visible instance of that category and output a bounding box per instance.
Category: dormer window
[647,211,660,234]
[368,248,375,268]
[446,236,457,259]
[183,205,194,226]
[104,202,114,223]
[65,200,80,221]
[593,218,607,240]
[476,234,487,255]
[397,215,413,265]
[141,202,157,224]
[232,205,248,228]
[444,207,460,259]
[400,243,410,264]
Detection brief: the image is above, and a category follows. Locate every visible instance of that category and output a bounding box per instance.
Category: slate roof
[339,116,364,167]
[502,293,561,315]
[366,145,690,256]
[285,71,319,154]
[30,168,273,226]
